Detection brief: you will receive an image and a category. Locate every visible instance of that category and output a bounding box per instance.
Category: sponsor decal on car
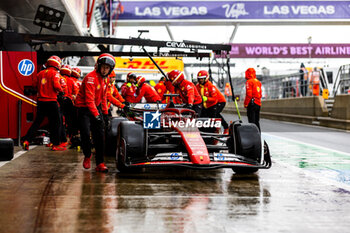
[143,111,161,129]
[143,111,221,129]
[162,118,221,128]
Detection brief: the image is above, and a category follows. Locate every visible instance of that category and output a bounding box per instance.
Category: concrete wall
[225,96,328,117]
[331,94,350,120]
[261,96,328,117]
[224,96,350,130]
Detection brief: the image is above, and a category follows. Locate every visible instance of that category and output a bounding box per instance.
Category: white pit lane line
[262,132,350,191]
[0,146,37,168]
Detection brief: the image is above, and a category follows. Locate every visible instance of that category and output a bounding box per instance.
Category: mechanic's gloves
[57,91,65,102]
[202,96,208,102]
[123,105,129,112]
[103,114,110,128]
[126,82,132,87]
[95,115,104,126]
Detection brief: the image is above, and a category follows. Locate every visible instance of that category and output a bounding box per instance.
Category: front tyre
[115,121,145,172]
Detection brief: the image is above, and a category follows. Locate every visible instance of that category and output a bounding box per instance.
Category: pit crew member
[121,72,137,103]
[168,70,202,116]
[22,56,66,151]
[213,85,229,134]
[75,53,115,172]
[196,70,218,118]
[107,70,128,114]
[244,68,262,131]
[135,76,162,103]
[154,77,167,99]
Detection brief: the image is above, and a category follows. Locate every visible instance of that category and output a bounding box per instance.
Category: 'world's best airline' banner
[217,44,350,58]
[100,1,350,21]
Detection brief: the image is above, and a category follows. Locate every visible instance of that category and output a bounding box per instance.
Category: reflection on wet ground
[0,145,350,232]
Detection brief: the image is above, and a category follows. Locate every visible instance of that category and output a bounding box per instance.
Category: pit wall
[224,95,350,130]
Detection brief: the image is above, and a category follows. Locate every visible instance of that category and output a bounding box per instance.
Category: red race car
[107,95,271,174]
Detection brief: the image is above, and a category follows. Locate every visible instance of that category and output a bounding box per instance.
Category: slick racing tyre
[116,121,145,172]
[106,117,126,157]
[0,138,14,161]
[227,122,261,161]
[227,122,261,174]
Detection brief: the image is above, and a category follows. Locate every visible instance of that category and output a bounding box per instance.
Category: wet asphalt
[0,117,350,233]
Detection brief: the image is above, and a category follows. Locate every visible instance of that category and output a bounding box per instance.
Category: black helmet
[97,53,115,75]
[127,72,137,82]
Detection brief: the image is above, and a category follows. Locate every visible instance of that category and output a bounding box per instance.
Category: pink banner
[218,44,350,58]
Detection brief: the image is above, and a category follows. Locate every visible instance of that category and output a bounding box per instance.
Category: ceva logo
[143,111,161,129]
[18,59,35,76]
[166,41,186,48]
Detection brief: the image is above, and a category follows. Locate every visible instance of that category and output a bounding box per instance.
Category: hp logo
[18,59,35,76]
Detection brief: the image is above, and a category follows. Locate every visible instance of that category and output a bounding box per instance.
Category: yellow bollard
[322,89,329,99]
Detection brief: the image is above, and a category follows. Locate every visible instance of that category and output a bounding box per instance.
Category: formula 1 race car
[106,98,271,174]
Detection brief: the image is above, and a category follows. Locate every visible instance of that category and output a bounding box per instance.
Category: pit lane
[0,116,350,232]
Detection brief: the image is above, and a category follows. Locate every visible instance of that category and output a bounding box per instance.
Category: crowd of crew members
[21,53,232,172]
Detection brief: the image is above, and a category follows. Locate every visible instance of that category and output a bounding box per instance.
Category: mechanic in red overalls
[60,64,78,142]
[22,56,66,151]
[163,80,182,104]
[75,53,115,172]
[56,65,70,148]
[135,76,162,103]
[107,70,128,114]
[167,70,202,116]
[67,67,82,148]
[72,67,82,91]
[154,77,167,99]
[244,68,262,131]
[71,67,82,100]
[121,72,137,103]
[213,85,229,134]
[195,70,229,134]
[196,70,218,118]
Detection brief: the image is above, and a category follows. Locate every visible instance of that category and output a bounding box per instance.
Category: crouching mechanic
[135,76,161,103]
[75,53,115,172]
[167,70,202,116]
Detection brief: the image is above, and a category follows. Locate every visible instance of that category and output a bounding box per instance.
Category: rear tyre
[116,121,145,172]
